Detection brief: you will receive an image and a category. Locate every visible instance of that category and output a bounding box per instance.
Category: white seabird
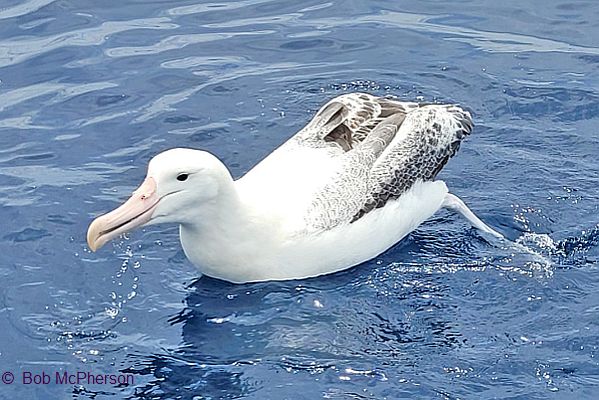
[87,93,503,283]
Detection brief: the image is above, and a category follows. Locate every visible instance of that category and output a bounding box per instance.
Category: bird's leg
[442,193,504,239]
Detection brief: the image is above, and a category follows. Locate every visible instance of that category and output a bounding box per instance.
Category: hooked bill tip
[86,216,105,252]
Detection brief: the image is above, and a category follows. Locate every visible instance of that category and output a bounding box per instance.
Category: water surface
[1,0,599,398]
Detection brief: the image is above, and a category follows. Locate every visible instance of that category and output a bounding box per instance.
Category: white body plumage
[87,93,502,283]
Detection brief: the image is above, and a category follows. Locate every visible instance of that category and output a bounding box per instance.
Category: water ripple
[310,10,599,55]
[0,0,58,20]
[0,17,177,68]
[166,0,278,17]
[132,60,351,124]
[106,30,275,58]
[0,81,117,113]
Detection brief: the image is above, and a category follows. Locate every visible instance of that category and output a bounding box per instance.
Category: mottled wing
[352,104,473,221]
[297,93,473,231]
[292,93,418,151]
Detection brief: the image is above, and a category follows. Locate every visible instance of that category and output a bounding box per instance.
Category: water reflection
[122,261,465,398]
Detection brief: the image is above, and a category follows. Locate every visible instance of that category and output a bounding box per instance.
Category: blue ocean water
[1,0,599,398]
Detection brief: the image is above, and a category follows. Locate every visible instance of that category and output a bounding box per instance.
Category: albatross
[87,93,503,283]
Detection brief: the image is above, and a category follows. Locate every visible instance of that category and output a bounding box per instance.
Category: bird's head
[87,148,231,251]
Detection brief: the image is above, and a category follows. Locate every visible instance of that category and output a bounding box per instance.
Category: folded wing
[297,93,473,230]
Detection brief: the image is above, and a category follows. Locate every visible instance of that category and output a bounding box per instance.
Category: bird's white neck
[178,178,281,282]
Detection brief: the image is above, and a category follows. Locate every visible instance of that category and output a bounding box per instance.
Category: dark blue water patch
[126,359,254,400]
[280,38,335,50]
[47,214,76,225]
[247,35,376,56]
[555,225,599,264]
[3,228,52,243]
[210,84,240,94]
[497,86,599,122]
[578,54,599,65]
[188,130,220,143]
[96,94,130,107]
[18,152,56,162]
[163,114,200,124]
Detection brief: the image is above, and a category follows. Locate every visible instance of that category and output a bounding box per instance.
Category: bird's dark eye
[177,173,189,182]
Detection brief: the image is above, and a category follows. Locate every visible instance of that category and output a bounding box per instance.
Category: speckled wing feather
[294,93,418,151]
[296,93,472,231]
[352,103,473,221]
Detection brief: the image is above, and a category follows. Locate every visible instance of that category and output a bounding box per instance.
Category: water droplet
[105,307,119,319]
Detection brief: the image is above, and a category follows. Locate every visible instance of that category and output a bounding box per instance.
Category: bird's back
[236,93,472,235]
